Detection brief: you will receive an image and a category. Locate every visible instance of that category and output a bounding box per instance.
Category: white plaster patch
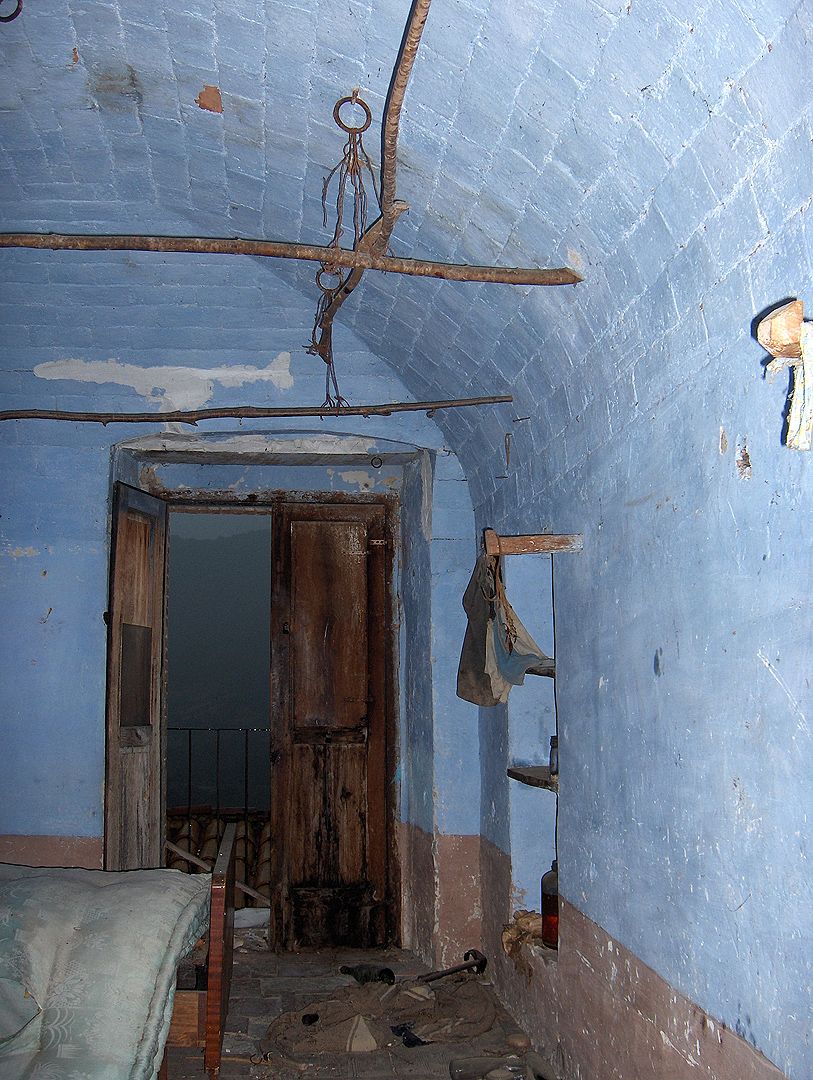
[5,546,39,557]
[120,433,377,456]
[33,353,294,411]
[339,470,375,491]
[228,470,250,491]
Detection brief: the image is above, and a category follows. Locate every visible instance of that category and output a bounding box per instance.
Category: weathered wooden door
[104,482,167,870]
[269,502,392,947]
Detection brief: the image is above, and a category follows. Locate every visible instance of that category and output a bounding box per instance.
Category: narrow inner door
[270,502,391,948]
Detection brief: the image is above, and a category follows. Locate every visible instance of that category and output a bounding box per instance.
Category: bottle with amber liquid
[541,860,559,948]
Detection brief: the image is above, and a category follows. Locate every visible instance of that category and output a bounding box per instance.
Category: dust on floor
[166,933,536,1080]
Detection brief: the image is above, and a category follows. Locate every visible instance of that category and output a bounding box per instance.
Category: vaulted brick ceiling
[0,0,798,485]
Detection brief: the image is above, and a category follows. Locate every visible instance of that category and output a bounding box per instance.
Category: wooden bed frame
[161,822,237,1079]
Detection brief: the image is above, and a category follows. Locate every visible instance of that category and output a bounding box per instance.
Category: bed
[164,822,236,1077]
[0,823,236,1080]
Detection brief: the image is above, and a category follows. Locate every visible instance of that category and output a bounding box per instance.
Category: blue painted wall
[0,264,477,853]
[2,0,813,1074]
[504,554,557,913]
[463,16,813,1073]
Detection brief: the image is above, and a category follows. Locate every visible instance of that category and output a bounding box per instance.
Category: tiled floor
[166,931,533,1080]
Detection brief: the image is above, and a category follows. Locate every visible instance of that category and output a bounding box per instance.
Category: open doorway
[105,484,398,948]
[165,511,273,914]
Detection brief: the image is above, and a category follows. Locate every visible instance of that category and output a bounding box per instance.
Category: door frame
[104,488,400,937]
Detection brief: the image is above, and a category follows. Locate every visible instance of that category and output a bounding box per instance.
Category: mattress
[0,861,210,1080]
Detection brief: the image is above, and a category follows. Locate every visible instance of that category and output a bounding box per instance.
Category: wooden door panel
[118,514,153,622]
[328,743,368,883]
[291,520,368,730]
[120,750,154,868]
[271,502,392,948]
[105,483,167,871]
[288,743,368,885]
[287,745,323,883]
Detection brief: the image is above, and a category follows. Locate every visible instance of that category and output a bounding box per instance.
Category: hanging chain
[307,90,380,409]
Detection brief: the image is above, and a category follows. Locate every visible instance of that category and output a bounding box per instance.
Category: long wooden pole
[0,232,582,286]
[379,0,432,235]
[0,394,513,425]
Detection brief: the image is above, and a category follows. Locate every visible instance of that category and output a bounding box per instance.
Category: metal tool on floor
[417,948,487,982]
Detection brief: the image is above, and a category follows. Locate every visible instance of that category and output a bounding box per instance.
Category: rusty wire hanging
[308,91,381,408]
[322,92,379,250]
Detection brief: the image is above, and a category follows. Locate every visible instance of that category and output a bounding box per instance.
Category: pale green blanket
[0,862,210,1080]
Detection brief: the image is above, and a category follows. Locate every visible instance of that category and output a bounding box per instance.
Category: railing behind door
[166,725,272,907]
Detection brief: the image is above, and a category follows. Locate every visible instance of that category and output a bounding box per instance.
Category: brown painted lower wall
[398,820,435,964]
[435,832,482,968]
[399,824,483,968]
[480,837,786,1080]
[0,834,103,868]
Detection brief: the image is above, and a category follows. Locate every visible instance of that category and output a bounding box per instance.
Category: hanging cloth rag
[486,571,554,701]
[457,553,553,706]
[457,554,502,706]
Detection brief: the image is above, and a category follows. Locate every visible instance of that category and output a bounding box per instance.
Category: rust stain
[72,47,79,64]
[196,85,223,113]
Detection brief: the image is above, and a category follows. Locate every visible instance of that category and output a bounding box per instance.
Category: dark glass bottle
[541,860,559,948]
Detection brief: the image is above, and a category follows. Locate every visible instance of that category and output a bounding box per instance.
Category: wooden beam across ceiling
[0,232,583,286]
[0,395,514,426]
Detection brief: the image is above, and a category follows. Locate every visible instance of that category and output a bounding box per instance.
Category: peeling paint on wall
[195,85,223,113]
[119,432,379,457]
[33,354,294,410]
[4,547,40,558]
[338,470,376,491]
[736,439,752,479]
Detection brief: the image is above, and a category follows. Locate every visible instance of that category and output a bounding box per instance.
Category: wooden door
[270,502,391,947]
[104,482,167,870]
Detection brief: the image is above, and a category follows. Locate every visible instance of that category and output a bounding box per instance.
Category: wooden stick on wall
[483,528,584,555]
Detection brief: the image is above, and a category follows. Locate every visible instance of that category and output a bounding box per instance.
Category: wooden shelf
[507,765,558,792]
[484,528,583,556]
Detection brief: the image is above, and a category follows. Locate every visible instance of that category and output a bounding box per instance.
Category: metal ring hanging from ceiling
[333,95,372,135]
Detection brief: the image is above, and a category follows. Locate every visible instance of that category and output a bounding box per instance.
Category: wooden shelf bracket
[507,765,559,792]
[483,528,583,556]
